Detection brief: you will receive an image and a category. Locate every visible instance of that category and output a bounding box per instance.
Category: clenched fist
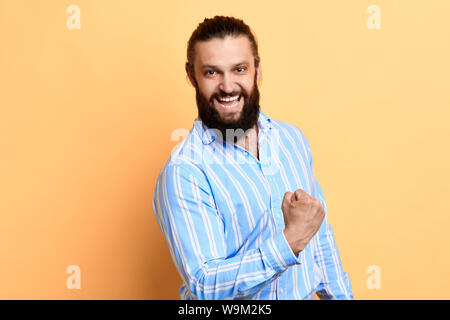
[282,188,325,255]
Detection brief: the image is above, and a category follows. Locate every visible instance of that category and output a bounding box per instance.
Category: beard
[195,77,260,143]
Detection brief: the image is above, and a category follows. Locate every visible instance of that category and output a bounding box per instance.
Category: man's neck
[235,124,259,160]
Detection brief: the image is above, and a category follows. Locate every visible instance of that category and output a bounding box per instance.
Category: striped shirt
[153,110,353,300]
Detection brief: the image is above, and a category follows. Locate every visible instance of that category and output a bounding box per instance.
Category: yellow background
[1,0,449,299]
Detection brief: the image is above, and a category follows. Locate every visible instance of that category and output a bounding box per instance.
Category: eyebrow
[201,61,249,69]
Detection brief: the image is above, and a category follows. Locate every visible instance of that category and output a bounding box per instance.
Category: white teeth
[219,100,239,109]
[218,95,239,102]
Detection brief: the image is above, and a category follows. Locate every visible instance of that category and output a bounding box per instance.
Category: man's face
[188,35,261,140]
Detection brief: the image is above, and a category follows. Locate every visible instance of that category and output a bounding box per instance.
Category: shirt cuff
[260,232,303,274]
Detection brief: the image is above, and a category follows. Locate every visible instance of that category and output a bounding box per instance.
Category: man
[153,16,353,300]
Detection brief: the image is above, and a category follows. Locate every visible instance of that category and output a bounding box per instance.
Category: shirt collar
[194,110,273,145]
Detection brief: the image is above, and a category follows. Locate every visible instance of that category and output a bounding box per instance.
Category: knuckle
[313,198,321,208]
[283,192,292,203]
[304,195,312,205]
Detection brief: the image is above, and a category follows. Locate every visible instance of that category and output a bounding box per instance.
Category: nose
[218,72,235,94]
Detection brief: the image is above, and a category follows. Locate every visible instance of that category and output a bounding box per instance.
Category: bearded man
[153,16,353,300]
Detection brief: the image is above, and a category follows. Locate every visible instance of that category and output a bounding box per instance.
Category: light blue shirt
[153,110,353,300]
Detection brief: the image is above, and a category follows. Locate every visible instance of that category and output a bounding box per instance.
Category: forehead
[193,35,254,68]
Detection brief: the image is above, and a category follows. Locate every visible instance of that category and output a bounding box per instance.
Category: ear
[255,63,261,83]
[185,62,196,87]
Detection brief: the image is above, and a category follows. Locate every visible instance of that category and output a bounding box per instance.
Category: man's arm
[153,160,303,300]
[298,128,353,299]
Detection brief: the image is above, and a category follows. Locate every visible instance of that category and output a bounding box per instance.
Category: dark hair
[186,16,260,77]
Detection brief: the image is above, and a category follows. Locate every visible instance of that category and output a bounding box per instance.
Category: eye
[205,70,217,76]
[235,67,246,73]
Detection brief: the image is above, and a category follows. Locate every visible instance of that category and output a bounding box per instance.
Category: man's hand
[282,188,325,255]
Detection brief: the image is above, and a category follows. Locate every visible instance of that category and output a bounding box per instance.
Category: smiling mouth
[215,94,242,109]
